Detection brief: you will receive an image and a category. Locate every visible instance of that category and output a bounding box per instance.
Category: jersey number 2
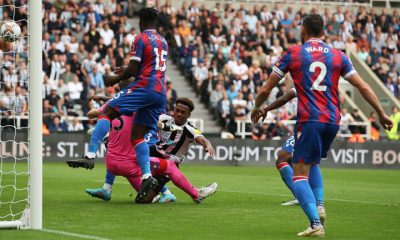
[154,47,167,72]
[309,62,327,92]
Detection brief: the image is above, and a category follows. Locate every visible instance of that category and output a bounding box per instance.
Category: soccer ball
[0,21,21,42]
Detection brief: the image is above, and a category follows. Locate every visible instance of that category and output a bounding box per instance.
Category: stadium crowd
[0,0,399,140]
[159,0,400,140]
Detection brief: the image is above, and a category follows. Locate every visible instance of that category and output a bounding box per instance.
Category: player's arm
[87,109,101,119]
[195,136,216,157]
[347,74,393,130]
[104,61,139,87]
[251,73,282,123]
[90,95,112,102]
[259,88,296,121]
[157,121,183,132]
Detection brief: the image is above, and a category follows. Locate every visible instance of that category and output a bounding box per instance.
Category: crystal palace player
[71,8,168,203]
[252,14,392,237]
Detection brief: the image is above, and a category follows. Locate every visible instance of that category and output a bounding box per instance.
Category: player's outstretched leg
[67,116,110,169]
[162,159,217,203]
[85,170,115,201]
[309,164,326,226]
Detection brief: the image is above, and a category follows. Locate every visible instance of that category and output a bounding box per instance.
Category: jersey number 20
[154,47,167,72]
[309,61,327,92]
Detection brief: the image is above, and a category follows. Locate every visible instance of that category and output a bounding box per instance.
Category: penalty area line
[40,228,113,240]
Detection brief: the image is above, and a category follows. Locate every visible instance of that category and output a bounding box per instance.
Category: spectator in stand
[340,108,354,135]
[89,66,104,93]
[166,80,177,114]
[49,115,68,132]
[369,111,380,141]
[68,117,84,132]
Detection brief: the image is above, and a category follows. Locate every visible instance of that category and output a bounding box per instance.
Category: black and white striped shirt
[156,114,203,162]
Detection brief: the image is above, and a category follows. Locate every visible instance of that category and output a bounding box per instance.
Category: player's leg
[131,91,166,203]
[85,169,115,201]
[292,123,324,237]
[159,158,217,203]
[67,106,120,169]
[275,138,298,205]
[308,123,339,227]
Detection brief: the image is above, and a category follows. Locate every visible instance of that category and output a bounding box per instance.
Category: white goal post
[0,0,42,229]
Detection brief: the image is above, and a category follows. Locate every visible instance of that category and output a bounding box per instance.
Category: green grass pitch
[1,163,400,239]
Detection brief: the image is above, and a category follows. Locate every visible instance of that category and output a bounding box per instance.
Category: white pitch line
[218,189,400,207]
[94,180,400,207]
[40,229,112,240]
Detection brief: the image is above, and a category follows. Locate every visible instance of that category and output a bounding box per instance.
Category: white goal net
[0,1,41,229]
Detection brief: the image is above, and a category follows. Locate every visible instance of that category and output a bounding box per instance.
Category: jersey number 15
[154,47,167,72]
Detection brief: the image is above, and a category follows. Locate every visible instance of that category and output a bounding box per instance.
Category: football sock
[309,164,324,208]
[293,176,321,228]
[164,159,199,199]
[105,169,115,186]
[277,162,295,197]
[132,139,151,177]
[88,117,110,157]
[161,186,172,195]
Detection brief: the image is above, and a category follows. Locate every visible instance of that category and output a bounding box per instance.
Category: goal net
[0,1,42,229]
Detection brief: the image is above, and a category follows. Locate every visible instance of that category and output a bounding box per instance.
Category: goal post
[29,0,43,230]
[0,0,42,229]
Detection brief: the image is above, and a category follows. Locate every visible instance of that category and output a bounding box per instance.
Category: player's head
[301,14,324,43]
[138,8,159,32]
[173,97,194,125]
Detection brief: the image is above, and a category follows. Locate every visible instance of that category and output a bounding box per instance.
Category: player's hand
[379,114,393,131]
[104,75,119,87]
[259,107,268,122]
[114,66,126,75]
[205,145,216,158]
[251,108,262,124]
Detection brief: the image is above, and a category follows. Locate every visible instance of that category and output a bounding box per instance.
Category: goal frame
[0,0,42,229]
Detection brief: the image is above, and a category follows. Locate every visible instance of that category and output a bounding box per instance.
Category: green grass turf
[1,163,400,239]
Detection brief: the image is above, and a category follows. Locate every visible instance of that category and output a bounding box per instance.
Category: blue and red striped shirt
[273,38,357,125]
[129,29,169,95]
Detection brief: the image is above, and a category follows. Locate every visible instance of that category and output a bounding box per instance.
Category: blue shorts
[108,88,166,130]
[281,135,295,154]
[292,122,339,164]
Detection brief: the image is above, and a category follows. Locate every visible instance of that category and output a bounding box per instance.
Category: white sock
[142,173,152,180]
[86,152,96,159]
[102,183,112,193]
[162,189,172,195]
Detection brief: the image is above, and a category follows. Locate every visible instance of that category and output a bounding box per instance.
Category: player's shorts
[106,156,169,179]
[281,135,295,154]
[292,122,339,164]
[108,88,166,130]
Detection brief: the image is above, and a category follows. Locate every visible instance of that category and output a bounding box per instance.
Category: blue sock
[88,118,110,155]
[134,140,151,176]
[161,186,169,193]
[309,164,324,208]
[277,162,295,197]
[293,176,321,228]
[105,169,115,185]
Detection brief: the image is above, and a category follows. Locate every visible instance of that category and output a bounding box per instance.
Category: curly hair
[138,8,159,25]
[176,97,195,112]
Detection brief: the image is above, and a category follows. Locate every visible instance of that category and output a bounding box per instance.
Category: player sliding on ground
[252,14,392,237]
[68,8,168,203]
[84,98,216,203]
